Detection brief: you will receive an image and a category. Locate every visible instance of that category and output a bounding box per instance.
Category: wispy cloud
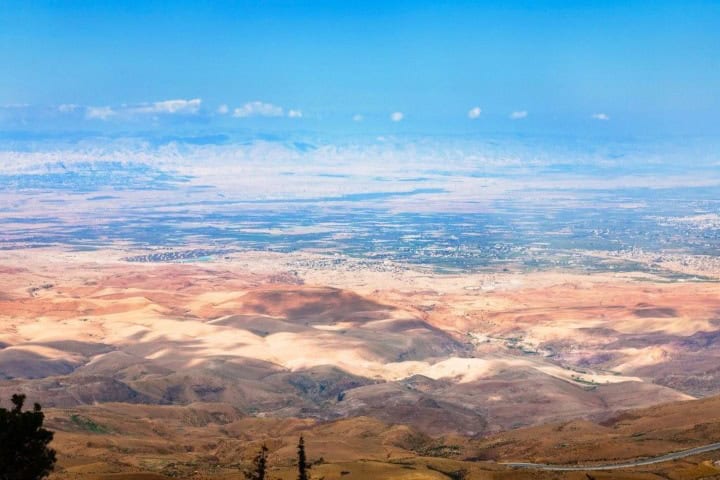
[390,111,404,122]
[1,103,30,109]
[48,98,306,122]
[3,135,713,190]
[468,107,482,119]
[85,106,116,120]
[592,112,610,121]
[352,114,364,122]
[233,101,284,118]
[130,98,202,115]
[510,110,528,120]
[84,99,202,120]
[58,104,80,113]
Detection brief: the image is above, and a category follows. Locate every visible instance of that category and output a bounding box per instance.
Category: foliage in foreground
[0,394,56,480]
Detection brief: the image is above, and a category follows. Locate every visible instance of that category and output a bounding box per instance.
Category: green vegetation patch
[70,414,111,434]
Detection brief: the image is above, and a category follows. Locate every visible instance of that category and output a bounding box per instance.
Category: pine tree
[244,444,268,480]
[297,436,309,480]
[0,394,56,480]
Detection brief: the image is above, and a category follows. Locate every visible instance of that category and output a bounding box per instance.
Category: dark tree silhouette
[0,394,56,480]
[297,436,309,480]
[244,444,268,480]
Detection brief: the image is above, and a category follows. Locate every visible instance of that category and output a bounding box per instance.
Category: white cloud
[352,114,364,122]
[1,103,30,109]
[510,110,528,120]
[390,111,404,122]
[58,104,80,113]
[287,109,303,118]
[467,107,482,119]
[217,104,229,115]
[131,98,202,115]
[85,99,201,120]
[233,101,284,118]
[85,106,116,120]
[592,113,610,121]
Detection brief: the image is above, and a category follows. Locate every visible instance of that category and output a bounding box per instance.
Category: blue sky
[1,0,719,135]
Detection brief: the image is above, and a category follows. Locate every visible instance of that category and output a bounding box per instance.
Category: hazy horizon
[2,2,720,479]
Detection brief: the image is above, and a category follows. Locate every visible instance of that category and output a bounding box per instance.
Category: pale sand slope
[1,248,716,435]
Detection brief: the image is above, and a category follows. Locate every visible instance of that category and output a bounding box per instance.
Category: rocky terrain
[1,246,720,479]
[34,388,720,479]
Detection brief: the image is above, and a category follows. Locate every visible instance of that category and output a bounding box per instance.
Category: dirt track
[505,441,720,471]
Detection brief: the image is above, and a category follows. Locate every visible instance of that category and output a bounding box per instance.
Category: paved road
[503,442,720,471]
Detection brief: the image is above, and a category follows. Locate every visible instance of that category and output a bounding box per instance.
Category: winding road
[503,442,720,471]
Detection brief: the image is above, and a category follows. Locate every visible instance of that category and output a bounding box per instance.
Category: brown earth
[36,394,720,479]
[1,248,720,478]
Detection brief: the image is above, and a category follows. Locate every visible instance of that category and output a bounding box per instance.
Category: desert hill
[2,249,708,437]
[471,394,720,465]
[1,248,720,479]
[36,393,720,479]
